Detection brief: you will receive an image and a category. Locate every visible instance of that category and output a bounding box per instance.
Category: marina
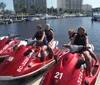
[0,0,100,84]
[0,17,100,85]
[0,14,88,24]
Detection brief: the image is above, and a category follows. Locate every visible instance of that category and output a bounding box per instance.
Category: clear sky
[47,0,57,8]
[0,0,100,10]
[83,0,100,7]
[0,0,14,10]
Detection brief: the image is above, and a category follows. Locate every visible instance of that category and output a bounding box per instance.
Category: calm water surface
[0,17,100,53]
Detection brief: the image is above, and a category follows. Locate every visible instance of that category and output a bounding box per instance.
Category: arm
[63,34,77,46]
[49,30,54,44]
[85,36,89,47]
[32,33,36,40]
[70,34,77,45]
[63,41,71,47]
[40,31,45,42]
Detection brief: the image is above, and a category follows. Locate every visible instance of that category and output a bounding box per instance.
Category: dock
[95,72,100,85]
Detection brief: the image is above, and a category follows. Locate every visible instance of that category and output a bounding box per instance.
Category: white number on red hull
[54,72,63,79]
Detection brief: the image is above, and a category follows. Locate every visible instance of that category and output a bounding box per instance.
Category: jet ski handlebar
[8,34,20,39]
[24,38,38,46]
[64,45,90,53]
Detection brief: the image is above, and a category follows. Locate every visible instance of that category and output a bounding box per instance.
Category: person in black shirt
[33,24,48,45]
[32,24,48,61]
[71,27,98,76]
[45,24,54,45]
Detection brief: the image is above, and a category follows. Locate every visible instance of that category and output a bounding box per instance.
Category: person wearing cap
[32,24,48,61]
[71,27,98,77]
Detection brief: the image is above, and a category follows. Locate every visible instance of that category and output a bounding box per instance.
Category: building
[82,4,92,13]
[13,0,46,14]
[57,0,83,12]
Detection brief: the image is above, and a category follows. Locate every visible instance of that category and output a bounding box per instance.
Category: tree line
[0,2,100,15]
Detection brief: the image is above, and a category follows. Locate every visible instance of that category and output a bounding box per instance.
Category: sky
[47,0,56,8]
[0,0,100,10]
[0,0,14,10]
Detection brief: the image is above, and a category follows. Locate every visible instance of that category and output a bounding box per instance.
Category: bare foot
[90,72,93,77]
[95,61,99,66]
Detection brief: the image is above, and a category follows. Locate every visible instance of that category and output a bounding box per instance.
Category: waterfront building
[57,0,83,12]
[13,0,46,14]
[82,4,92,13]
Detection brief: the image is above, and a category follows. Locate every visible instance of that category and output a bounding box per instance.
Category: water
[0,20,46,39]
[0,17,100,53]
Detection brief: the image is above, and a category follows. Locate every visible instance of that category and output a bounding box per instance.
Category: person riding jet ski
[32,24,48,61]
[70,27,98,76]
[44,23,54,58]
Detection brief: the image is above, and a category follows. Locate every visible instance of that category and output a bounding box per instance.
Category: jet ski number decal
[0,41,14,53]
[77,68,84,85]
[17,57,29,72]
[54,72,63,79]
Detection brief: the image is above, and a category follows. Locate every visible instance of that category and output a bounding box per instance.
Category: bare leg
[87,49,98,65]
[83,51,92,77]
[41,45,47,62]
[48,45,54,58]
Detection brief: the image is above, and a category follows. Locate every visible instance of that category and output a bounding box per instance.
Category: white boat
[92,13,100,21]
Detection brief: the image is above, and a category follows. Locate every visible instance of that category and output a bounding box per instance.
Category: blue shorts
[42,40,48,45]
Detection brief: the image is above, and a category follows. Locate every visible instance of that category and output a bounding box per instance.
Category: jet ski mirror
[24,38,33,42]
[27,40,37,46]
[64,45,90,53]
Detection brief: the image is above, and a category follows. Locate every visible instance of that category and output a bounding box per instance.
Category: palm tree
[14,4,21,13]
[40,8,46,14]
[0,2,6,12]
[30,5,37,14]
[14,3,27,14]
[22,7,27,14]
[19,4,25,13]
[59,8,63,14]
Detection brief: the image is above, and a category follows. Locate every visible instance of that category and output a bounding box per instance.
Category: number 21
[54,72,63,79]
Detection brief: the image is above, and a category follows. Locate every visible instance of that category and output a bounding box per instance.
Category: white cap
[78,26,86,32]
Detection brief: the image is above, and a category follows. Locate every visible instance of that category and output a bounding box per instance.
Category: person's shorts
[37,41,48,46]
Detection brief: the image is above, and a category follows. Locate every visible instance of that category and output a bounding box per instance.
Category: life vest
[45,29,53,42]
[35,31,43,40]
[34,30,48,45]
[73,33,87,46]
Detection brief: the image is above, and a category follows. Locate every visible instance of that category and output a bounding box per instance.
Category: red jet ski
[0,34,27,59]
[40,45,100,85]
[0,40,61,80]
